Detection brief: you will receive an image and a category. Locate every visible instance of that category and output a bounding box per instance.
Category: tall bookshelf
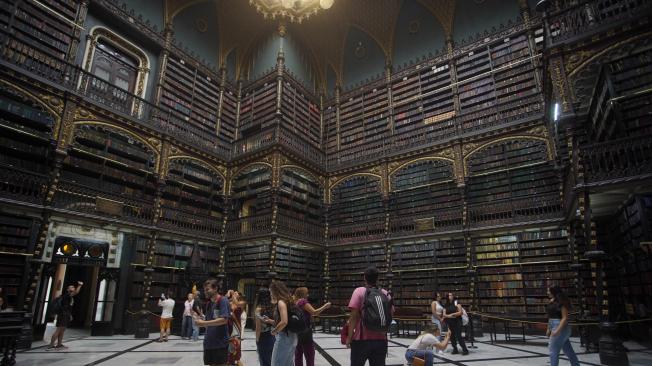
[323,105,337,160]
[275,241,323,300]
[160,159,225,235]
[0,213,38,309]
[230,165,272,218]
[58,125,157,223]
[328,245,386,307]
[0,85,53,203]
[281,80,321,148]
[160,55,220,147]
[6,0,77,63]
[219,88,238,146]
[337,91,365,163]
[389,159,462,236]
[328,176,384,243]
[277,168,322,239]
[239,81,277,135]
[391,71,422,149]
[225,240,271,276]
[466,139,559,227]
[361,83,389,158]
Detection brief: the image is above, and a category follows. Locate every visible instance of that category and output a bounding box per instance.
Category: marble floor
[16,326,652,366]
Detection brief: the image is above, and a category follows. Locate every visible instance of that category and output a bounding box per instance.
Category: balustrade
[225,215,272,239]
[158,206,222,236]
[389,208,463,237]
[52,181,154,224]
[327,219,385,244]
[581,136,652,183]
[276,213,323,242]
[468,193,562,228]
[0,165,48,204]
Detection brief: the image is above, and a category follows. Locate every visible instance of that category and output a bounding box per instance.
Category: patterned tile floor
[15,325,652,365]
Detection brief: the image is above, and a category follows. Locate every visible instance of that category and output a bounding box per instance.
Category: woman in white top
[430,292,445,355]
[405,324,451,366]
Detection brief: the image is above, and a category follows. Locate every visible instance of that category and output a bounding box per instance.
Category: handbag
[340,322,349,345]
[412,357,426,366]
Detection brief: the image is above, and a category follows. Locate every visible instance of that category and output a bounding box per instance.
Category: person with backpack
[442,292,468,355]
[46,281,83,351]
[195,279,230,366]
[269,280,299,366]
[157,291,175,342]
[293,286,331,366]
[346,266,393,366]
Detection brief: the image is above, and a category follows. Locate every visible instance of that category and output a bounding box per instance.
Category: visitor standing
[255,288,275,366]
[346,267,393,366]
[293,286,331,366]
[157,292,175,342]
[547,286,580,366]
[182,293,195,339]
[270,280,297,366]
[46,281,83,351]
[443,292,468,355]
[195,279,230,366]
[430,292,445,355]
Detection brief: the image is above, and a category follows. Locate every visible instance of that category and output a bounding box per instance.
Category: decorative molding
[166,155,227,194]
[0,80,61,139]
[462,135,551,176]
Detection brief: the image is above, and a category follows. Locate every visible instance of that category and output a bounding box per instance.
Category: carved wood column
[66,0,89,64]
[153,23,173,106]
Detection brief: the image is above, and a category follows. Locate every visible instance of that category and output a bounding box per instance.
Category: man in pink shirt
[346,267,393,366]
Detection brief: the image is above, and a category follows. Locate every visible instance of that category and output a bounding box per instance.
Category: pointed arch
[166,155,226,194]
[280,165,323,189]
[0,80,60,138]
[463,136,551,176]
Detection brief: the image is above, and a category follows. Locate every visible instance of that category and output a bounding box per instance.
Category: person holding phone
[46,281,83,351]
[255,288,275,366]
[157,291,175,342]
[405,324,451,366]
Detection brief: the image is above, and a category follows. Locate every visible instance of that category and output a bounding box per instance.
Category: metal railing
[276,214,323,242]
[0,165,49,204]
[158,206,223,236]
[548,0,652,46]
[225,215,273,239]
[581,135,652,183]
[468,193,562,228]
[389,208,464,237]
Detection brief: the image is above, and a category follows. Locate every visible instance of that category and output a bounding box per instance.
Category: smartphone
[256,314,267,321]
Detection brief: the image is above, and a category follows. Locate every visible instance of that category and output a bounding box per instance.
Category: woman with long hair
[269,280,297,365]
[255,288,275,366]
[293,287,331,366]
[405,324,451,366]
[442,292,468,355]
[547,286,579,366]
[430,292,445,355]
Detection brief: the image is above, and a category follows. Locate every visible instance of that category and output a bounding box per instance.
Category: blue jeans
[191,319,199,341]
[431,318,443,341]
[549,319,580,366]
[406,349,434,366]
[257,331,275,366]
[271,331,297,366]
[181,315,193,338]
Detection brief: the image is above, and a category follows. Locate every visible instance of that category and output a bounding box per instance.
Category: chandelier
[250,0,334,23]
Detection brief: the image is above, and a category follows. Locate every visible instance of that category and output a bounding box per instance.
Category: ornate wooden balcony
[547,0,652,47]
[468,193,562,228]
[52,181,154,225]
[158,206,223,237]
[0,165,48,205]
[225,215,272,240]
[327,218,386,245]
[276,214,323,243]
[389,208,463,238]
[0,33,230,160]
[581,135,652,184]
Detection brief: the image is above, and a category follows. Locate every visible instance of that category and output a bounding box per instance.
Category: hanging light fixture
[250,0,334,23]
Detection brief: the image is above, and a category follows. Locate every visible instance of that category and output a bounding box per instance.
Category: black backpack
[286,304,307,333]
[362,287,392,333]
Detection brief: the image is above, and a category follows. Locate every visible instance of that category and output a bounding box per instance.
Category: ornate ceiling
[162,0,526,89]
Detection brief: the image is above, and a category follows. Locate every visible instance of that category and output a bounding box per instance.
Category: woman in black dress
[442,292,468,355]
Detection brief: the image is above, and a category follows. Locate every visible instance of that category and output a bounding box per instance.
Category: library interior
[0,0,651,365]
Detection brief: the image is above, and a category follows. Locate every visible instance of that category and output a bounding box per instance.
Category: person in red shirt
[346,267,393,366]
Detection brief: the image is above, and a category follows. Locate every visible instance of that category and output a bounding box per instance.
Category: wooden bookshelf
[328,176,384,244]
[0,213,38,309]
[275,241,323,300]
[281,80,321,148]
[225,240,270,275]
[328,245,386,307]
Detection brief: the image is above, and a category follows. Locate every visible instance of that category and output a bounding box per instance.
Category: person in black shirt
[47,281,83,351]
[442,292,468,355]
[195,279,230,366]
[546,286,579,366]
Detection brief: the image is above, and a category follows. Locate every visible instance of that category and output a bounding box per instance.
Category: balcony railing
[231,125,325,166]
[389,208,463,237]
[276,214,323,242]
[0,165,48,204]
[581,135,652,183]
[0,33,230,159]
[548,0,652,46]
[468,193,562,228]
[158,206,223,236]
[52,181,155,224]
[225,215,272,239]
[327,218,386,245]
